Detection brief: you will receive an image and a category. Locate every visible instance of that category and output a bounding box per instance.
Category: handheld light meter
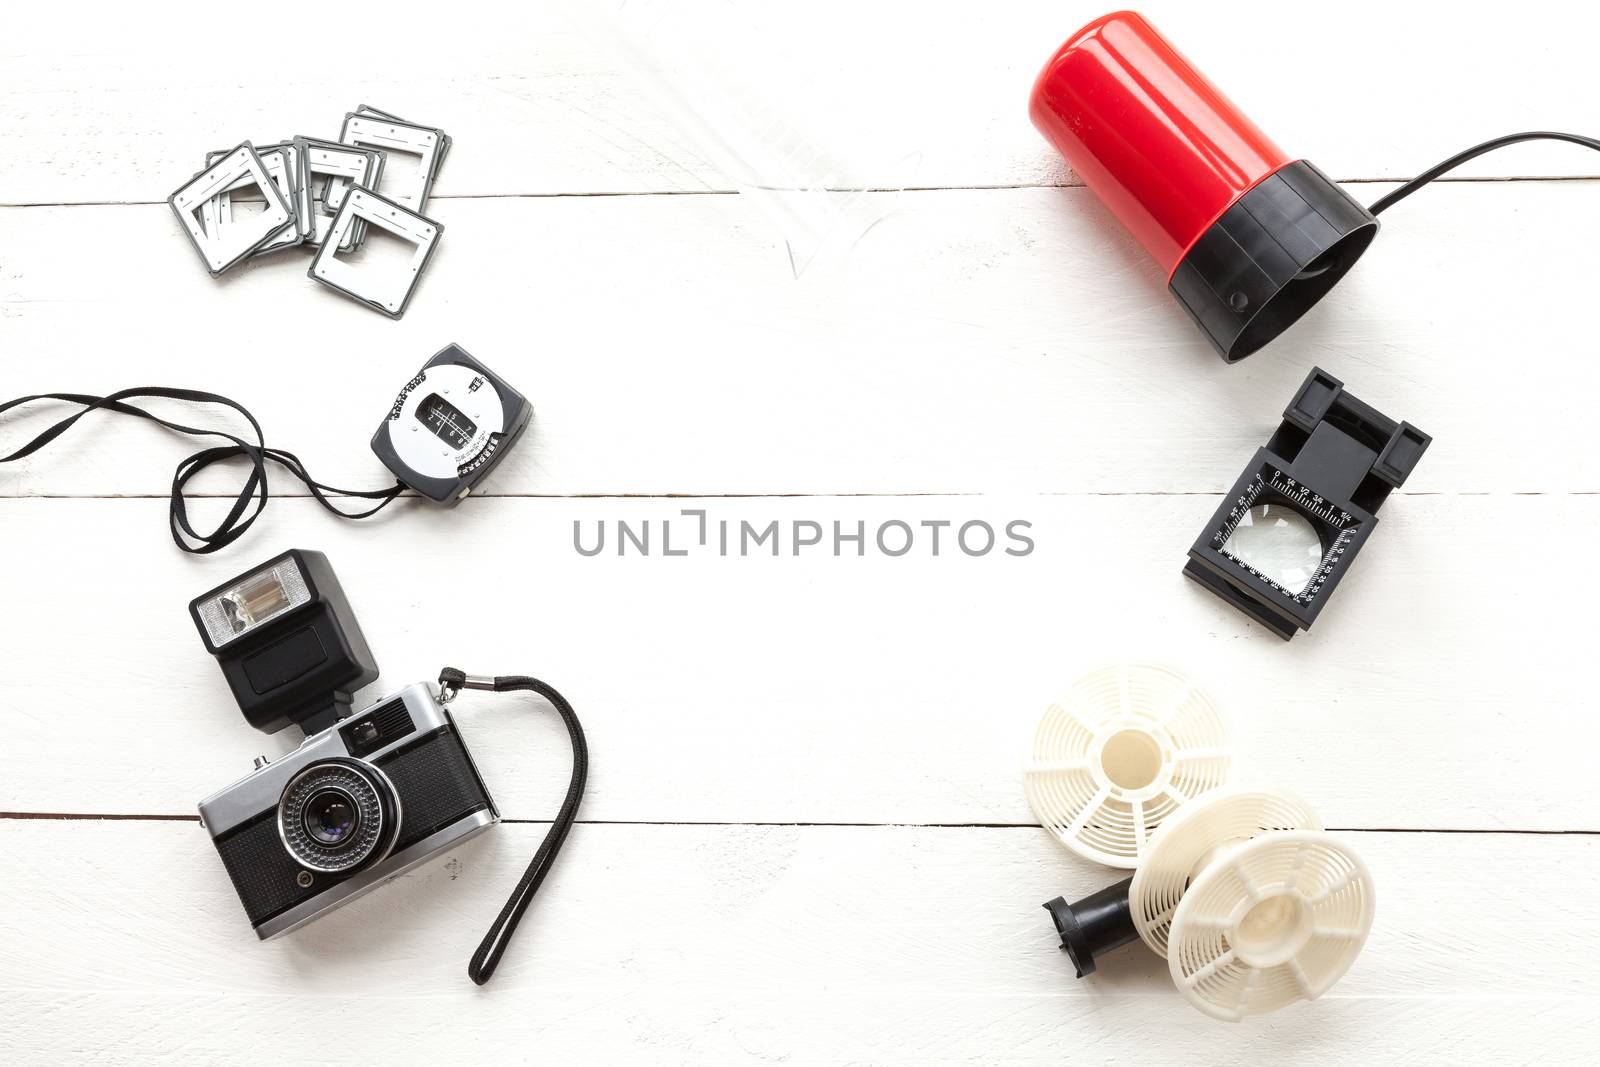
[370,344,532,505]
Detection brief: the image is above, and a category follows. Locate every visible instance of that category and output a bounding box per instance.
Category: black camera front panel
[212,721,490,929]
[200,684,494,932]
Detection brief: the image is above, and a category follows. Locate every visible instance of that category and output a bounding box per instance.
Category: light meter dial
[370,344,531,506]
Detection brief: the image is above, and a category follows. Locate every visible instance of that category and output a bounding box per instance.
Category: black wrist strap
[438,667,589,986]
[0,388,405,554]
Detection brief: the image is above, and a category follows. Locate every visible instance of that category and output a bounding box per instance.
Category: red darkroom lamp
[1029,11,1379,362]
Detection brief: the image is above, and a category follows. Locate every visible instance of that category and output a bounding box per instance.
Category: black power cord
[438,669,589,986]
[0,388,404,554]
[1369,130,1600,216]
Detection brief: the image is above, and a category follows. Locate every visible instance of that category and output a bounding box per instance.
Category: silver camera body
[199,682,500,939]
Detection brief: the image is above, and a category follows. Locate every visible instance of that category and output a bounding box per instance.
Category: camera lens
[278,761,397,873]
[302,788,360,848]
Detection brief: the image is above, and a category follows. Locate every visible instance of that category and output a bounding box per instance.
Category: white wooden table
[3,3,1598,1062]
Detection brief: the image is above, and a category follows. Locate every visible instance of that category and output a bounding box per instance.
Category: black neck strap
[0,388,405,554]
[438,668,589,986]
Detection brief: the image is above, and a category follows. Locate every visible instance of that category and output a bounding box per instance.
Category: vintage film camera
[191,549,499,939]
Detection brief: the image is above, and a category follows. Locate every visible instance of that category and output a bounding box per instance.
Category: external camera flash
[190,549,379,734]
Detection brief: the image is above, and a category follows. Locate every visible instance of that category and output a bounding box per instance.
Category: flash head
[1185,368,1431,639]
[189,548,379,735]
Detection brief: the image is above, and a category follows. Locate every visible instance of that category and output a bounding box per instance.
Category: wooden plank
[2,495,1594,830]
[6,2,1600,204]
[4,182,1599,497]
[1,821,1594,1064]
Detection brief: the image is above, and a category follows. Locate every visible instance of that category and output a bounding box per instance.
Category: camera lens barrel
[278,760,399,873]
[302,787,361,847]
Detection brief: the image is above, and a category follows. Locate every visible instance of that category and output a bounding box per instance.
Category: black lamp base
[1169,161,1378,362]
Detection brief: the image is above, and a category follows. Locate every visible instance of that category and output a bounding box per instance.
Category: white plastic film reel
[1128,788,1375,1021]
[1025,665,1232,867]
